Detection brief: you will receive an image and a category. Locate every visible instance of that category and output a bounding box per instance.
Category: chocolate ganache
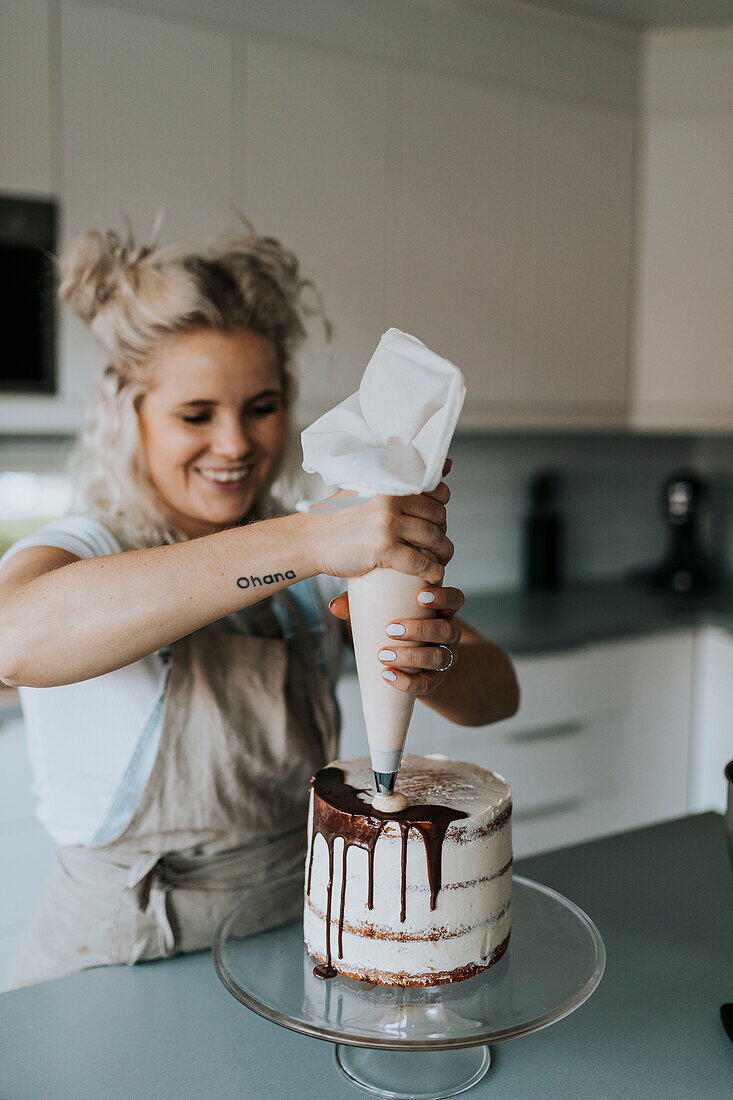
[306,766,468,979]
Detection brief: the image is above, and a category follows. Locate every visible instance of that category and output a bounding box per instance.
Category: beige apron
[6,584,339,990]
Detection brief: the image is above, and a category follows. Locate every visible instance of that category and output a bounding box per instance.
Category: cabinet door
[633,113,733,429]
[387,69,632,428]
[0,0,52,195]
[512,93,632,424]
[385,71,518,423]
[690,626,733,813]
[59,1,233,398]
[234,36,390,424]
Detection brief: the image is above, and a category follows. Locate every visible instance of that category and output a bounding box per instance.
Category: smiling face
[137,327,288,539]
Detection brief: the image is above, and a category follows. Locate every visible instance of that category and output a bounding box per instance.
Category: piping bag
[300,328,465,807]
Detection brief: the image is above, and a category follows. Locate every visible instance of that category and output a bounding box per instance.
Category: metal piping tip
[373,770,398,796]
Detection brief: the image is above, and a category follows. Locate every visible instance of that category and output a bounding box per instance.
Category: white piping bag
[301,328,465,801]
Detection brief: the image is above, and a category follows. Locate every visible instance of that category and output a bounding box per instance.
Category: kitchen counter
[2,813,731,1099]
[460,581,733,655]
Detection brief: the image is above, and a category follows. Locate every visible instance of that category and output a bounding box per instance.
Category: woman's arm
[416,618,520,727]
[0,488,451,689]
[330,589,519,728]
[0,514,317,687]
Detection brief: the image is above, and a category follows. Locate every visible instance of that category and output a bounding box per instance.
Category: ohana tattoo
[236,570,296,589]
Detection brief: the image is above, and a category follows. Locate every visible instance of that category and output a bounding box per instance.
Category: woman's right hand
[305,464,453,585]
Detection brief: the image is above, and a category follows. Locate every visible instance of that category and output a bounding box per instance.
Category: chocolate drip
[399,825,409,923]
[306,767,467,979]
[413,822,448,909]
[313,962,336,979]
[337,841,350,958]
[312,841,337,978]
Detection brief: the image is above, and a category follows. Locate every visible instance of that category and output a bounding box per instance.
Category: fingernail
[328,598,338,610]
[386,623,406,637]
[382,669,397,682]
[417,591,436,605]
[378,649,397,661]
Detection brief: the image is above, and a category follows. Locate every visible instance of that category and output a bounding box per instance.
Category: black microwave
[0,195,58,394]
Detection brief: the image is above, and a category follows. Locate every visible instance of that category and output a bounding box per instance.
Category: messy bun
[63,215,330,548]
[58,218,213,361]
[58,215,329,372]
[207,226,332,371]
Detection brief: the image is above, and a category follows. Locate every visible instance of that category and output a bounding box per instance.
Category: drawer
[494,645,631,739]
[409,714,622,817]
[336,644,621,756]
[511,792,624,858]
[338,672,622,826]
[335,629,695,857]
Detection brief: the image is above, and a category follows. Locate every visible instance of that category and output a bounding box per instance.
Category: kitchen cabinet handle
[507,719,587,744]
[513,796,585,823]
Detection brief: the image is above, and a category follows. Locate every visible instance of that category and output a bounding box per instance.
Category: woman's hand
[329,583,465,698]
[306,463,454,587]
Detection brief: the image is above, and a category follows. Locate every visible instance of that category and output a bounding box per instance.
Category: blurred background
[1,0,732,972]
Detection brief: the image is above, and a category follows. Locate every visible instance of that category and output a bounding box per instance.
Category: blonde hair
[60,217,330,548]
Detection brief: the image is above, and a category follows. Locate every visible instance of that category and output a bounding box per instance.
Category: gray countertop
[460,581,733,655]
[2,813,731,1099]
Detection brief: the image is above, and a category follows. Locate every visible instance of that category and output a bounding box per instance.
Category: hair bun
[207,220,332,347]
[56,217,199,358]
[58,229,140,324]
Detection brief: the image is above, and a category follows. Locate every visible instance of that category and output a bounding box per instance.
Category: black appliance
[523,469,563,591]
[645,471,716,594]
[0,194,58,394]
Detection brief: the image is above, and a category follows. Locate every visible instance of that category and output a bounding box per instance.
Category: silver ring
[436,645,455,672]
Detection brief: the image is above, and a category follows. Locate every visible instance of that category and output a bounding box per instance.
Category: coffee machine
[646,471,716,594]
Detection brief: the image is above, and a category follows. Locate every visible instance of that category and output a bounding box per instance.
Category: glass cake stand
[213,874,605,1099]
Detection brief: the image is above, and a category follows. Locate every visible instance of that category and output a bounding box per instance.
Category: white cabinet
[1,3,640,433]
[384,73,518,423]
[386,69,633,429]
[510,94,632,425]
[0,0,53,196]
[337,631,694,857]
[6,7,732,433]
[234,35,391,423]
[632,29,733,431]
[690,626,733,813]
[0,711,57,985]
[236,38,635,430]
[58,1,233,400]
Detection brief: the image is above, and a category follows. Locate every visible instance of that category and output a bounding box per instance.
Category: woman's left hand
[329,585,465,697]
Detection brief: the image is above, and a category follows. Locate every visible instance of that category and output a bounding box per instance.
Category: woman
[0,222,519,990]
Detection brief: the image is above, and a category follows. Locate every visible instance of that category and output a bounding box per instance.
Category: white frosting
[343,754,511,820]
[304,754,512,985]
[371,791,408,812]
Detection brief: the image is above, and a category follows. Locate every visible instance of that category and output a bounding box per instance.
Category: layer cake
[303,753,512,987]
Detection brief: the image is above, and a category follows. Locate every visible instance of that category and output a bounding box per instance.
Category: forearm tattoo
[236,569,296,590]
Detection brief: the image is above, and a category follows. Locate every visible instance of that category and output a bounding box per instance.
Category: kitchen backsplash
[443,433,707,593]
[0,431,728,594]
[697,436,733,572]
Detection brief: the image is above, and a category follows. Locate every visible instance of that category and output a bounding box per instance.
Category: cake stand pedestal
[213,875,605,1100]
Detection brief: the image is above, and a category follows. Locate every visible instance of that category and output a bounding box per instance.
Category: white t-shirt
[0,516,345,847]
